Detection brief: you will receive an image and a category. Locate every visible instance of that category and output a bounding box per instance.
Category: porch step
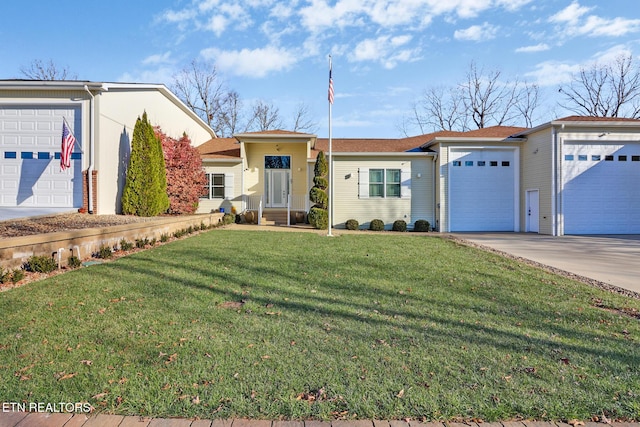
[261,210,288,225]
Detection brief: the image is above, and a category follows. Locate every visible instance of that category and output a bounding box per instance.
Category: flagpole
[327,55,333,237]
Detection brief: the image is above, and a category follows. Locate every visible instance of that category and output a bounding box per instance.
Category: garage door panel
[0,105,82,208]
[563,142,640,234]
[450,149,516,232]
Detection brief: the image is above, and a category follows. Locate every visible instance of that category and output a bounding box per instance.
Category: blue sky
[1,0,639,138]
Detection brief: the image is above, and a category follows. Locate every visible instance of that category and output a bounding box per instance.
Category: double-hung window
[366,168,402,198]
[204,173,225,199]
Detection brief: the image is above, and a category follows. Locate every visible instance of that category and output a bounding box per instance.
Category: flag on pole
[328,62,334,105]
[61,119,76,170]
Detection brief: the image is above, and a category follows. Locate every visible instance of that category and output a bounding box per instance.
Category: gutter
[84,85,108,214]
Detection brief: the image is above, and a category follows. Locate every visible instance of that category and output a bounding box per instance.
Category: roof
[515,115,640,136]
[197,138,240,160]
[556,115,640,122]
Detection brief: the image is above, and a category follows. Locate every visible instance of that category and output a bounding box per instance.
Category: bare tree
[407,61,539,133]
[215,90,247,137]
[291,102,318,133]
[558,54,640,118]
[171,60,226,130]
[247,100,284,131]
[20,59,77,80]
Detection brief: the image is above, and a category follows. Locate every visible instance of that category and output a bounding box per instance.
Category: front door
[526,189,539,233]
[265,169,289,207]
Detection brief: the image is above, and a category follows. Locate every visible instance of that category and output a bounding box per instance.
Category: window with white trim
[359,168,410,199]
[203,173,234,199]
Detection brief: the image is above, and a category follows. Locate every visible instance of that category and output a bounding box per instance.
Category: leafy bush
[392,220,407,232]
[96,245,113,259]
[345,219,359,230]
[160,233,170,243]
[0,268,10,284]
[414,219,430,232]
[223,213,235,225]
[157,128,206,214]
[308,207,328,230]
[68,255,82,269]
[369,219,385,231]
[120,239,134,251]
[24,255,58,273]
[10,268,24,283]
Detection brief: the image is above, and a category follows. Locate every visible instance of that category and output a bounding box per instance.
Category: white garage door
[563,142,640,234]
[0,105,82,208]
[449,149,517,231]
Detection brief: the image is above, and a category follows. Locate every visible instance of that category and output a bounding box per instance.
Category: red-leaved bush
[156,127,206,215]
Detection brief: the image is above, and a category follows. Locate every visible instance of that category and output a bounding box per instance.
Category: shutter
[401,169,411,199]
[358,168,369,198]
[224,173,234,199]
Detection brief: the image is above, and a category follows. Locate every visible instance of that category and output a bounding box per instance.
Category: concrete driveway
[453,233,640,296]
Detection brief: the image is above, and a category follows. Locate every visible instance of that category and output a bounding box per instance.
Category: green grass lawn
[1,229,639,421]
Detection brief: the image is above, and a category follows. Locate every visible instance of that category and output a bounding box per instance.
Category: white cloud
[351,35,419,68]
[454,22,498,41]
[118,67,176,85]
[525,60,581,86]
[549,1,640,39]
[142,52,173,65]
[200,45,298,77]
[515,43,550,53]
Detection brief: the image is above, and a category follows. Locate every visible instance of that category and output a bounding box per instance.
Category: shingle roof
[196,137,240,160]
[556,115,640,122]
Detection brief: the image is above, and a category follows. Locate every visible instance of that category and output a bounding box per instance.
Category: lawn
[0,229,638,422]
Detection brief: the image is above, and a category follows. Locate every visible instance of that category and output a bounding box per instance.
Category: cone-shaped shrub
[309,151,329,229]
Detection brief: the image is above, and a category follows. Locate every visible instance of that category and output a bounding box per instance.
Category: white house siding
[198,162,243,214]
[95,87,214,214]
[520,128,554,235]
[332,156,433,229]
[0,90,90,209]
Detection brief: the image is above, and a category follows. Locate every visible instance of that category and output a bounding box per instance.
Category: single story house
[0,80,214,215]
[197,116,640,236]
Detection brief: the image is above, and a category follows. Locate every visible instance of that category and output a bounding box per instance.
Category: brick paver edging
[1,413,638,427]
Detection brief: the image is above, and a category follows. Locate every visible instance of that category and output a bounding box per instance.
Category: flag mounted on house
[61,118,76,170]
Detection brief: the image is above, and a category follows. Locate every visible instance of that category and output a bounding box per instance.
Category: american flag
[328,63,334,105]
[61,119,76,170]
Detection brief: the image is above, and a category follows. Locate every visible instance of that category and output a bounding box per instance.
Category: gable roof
[514,115,640,136]
[197,137,240,160]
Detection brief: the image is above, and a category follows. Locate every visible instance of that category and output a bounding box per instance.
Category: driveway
[453,233,640,296]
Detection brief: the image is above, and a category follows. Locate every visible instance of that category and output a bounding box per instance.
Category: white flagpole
[327,55,333,237]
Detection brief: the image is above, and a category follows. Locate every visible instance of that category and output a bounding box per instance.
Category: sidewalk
[1,413,638,427]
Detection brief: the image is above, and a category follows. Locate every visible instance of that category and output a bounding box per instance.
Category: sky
[1,0,640,139]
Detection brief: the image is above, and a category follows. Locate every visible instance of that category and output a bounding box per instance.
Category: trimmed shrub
[313,176,328,189]
[309,187,328,208]
[223,213,235,225]
[0,268,10,284]
[136,237,150,249]
[345,219,359,230]
[25,255,57,273]
[160,233,170,243]
[414,219,430,232]
[68,255,82,269]
[120,239,134,251]
[369,219,385,231]
[308,207,328,230]
[96,245,113,259]
[392,220,407,232]
[10,269,24,283]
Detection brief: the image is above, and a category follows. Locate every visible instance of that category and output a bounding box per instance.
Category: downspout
[432,153,438,231]
[84,85,95,214]
[551,125,558,236]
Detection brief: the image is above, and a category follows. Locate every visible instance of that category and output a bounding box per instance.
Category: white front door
[265,169,289,207]
[526,189,539,233]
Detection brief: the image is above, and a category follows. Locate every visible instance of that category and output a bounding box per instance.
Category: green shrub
[11,268,24,283]
[136,237,150,249]
[313,176,328,189]
[96,245,113,259]
[149,237,157,246]
[160,233,170,243]
[25,255,57,273]
[223,213,235,225]
[309,187,328,208]
[67,255,82,269]
[308,207,328,230]
[369,219,385,231]
[0,268,10,284]
[345,219,359,230]
[392,220,407,232]
[186,225,195,234]
[414,219,430,232]
[120,239,134,251]
[173,229,185,238]
[200,222,207,231]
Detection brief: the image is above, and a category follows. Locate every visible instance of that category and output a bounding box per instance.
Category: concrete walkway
[1,412,637,427]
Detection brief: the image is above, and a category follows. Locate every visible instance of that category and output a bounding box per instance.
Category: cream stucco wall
[198,161,243,214]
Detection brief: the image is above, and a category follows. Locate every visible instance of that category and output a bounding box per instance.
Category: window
[605,155,614,161]
[477,161,486,166]
[21,152,33,159]
[452,160,462,166]
[578,155,587,161]
[369,168,401,198]
[502,161,510,167]
[565,154,574,161]
[465,161,473,166]
[37,152,50,160]
[632,155,640,162]
[265,155,290,169]
[592,155,601,161]
[4,151,17,159]
[490,161,498,167]
[619,155,627,161]
[204,173,225,199]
